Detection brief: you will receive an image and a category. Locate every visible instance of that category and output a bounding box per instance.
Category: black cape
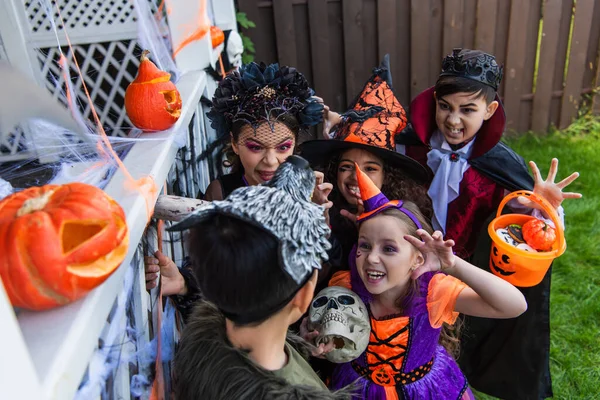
[398,127,552,400]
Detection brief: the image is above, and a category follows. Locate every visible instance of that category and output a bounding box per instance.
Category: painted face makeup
[356,215,420,298]
[434,91,499,145]
[336,149,384,205]
[232,122,296,185]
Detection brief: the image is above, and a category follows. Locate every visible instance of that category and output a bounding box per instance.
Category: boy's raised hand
[520,158,582,210]
[144,251,187,296]
[299,317,336,358]
[404,230,456,279]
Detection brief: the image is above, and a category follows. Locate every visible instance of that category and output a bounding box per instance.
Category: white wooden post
[211,0,238,31]
[165,0,216,72]
[0,0,59,163]
[0,281,43,400]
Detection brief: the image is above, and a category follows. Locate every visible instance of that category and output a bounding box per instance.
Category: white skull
[309,286,370,363]
[226,30,243,69]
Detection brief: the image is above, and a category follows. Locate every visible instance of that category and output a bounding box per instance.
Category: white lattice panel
[37,40,142,137]
[23,0,155,47]
[25,0,136,33]
[0,126,36,161]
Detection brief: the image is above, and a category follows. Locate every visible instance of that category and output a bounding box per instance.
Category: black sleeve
[172,257,202,323]
[470,141,534,192]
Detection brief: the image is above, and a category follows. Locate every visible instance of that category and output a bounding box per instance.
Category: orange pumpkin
[522,219,556,251]
[125,50,182,131]
[0,183,129,310]
[211,26,225,48]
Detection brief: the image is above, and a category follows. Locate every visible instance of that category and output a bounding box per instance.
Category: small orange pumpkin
[0,183,129,310]
[125,50,182,131]
[211,26,225,48]
[522,219,556,251]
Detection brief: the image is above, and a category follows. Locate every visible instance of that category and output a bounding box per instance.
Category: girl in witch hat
[320,164,527,399]
[300,55,432,275]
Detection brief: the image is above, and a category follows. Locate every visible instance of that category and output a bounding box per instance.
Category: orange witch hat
[355,163,423,229]
[299,55,430,183]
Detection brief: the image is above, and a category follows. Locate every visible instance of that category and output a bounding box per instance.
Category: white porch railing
[0,0,237,398]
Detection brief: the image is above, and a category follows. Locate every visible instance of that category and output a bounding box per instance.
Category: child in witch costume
[144,63,340,309]
[301,55,432,271]
[203,61,325,201]
[170,156,348,399]
[320,164,527,399]
[397,48,582,399]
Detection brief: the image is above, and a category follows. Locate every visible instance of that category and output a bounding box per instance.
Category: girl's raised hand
[404,230,456,279]
[340,197,364,225]
[520,158,582,210]
[312,171,333,209]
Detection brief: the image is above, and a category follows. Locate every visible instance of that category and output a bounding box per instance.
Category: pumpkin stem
[141,50,151,62]
[17,189,57,216]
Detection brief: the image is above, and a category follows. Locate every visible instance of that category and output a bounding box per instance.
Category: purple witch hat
[355,162,422,229]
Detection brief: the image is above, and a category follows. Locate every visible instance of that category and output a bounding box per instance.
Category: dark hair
[322,151,433,219]
[185,213,301,326]
[435,75,496,105]
[223,113,302,171]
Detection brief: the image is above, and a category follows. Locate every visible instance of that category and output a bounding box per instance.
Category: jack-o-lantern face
[490,246,516,276]
[372,367,393,386]
[0,183,129,310]
[125,50,182,132]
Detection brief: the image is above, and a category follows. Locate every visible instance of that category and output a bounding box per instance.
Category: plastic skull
[226,30,243,69]
[309,286,370,363]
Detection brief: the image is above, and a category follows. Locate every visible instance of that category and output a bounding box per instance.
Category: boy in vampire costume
[397,48,581,399]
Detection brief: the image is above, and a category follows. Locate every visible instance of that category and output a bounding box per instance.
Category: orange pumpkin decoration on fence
[125,50,182,131]
[522,219,557,251]
[211,26,225,48]
[0,183,129,310]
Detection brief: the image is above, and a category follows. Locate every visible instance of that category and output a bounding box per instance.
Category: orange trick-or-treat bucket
[488,190,566,287]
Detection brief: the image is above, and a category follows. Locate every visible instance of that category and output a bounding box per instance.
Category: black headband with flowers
[207,62,324,139]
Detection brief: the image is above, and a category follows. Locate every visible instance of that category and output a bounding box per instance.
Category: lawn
[474,115,600,399]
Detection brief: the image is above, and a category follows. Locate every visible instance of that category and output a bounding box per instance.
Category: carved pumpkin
[0,183,129,310]
[125,50,182,131]
[522,219,556,251]
[211,26,225,48]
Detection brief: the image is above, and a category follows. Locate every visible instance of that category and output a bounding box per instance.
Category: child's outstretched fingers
[519,158,582,210]
[299,317,319,342]
[312,171,333,207]
[405,230,456,277]
[340,197,364,225]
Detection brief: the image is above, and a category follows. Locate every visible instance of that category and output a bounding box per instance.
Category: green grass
[474,115,600,399]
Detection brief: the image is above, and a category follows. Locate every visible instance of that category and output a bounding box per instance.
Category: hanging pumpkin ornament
[522,219,557,251]
[0,183,129,310]
[125,50,182,131]
[211,26,225,48]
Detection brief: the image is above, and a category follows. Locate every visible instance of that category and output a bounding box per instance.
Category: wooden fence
[237,0,600,133]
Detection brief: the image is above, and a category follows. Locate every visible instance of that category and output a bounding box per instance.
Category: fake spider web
[0,0,220,398]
